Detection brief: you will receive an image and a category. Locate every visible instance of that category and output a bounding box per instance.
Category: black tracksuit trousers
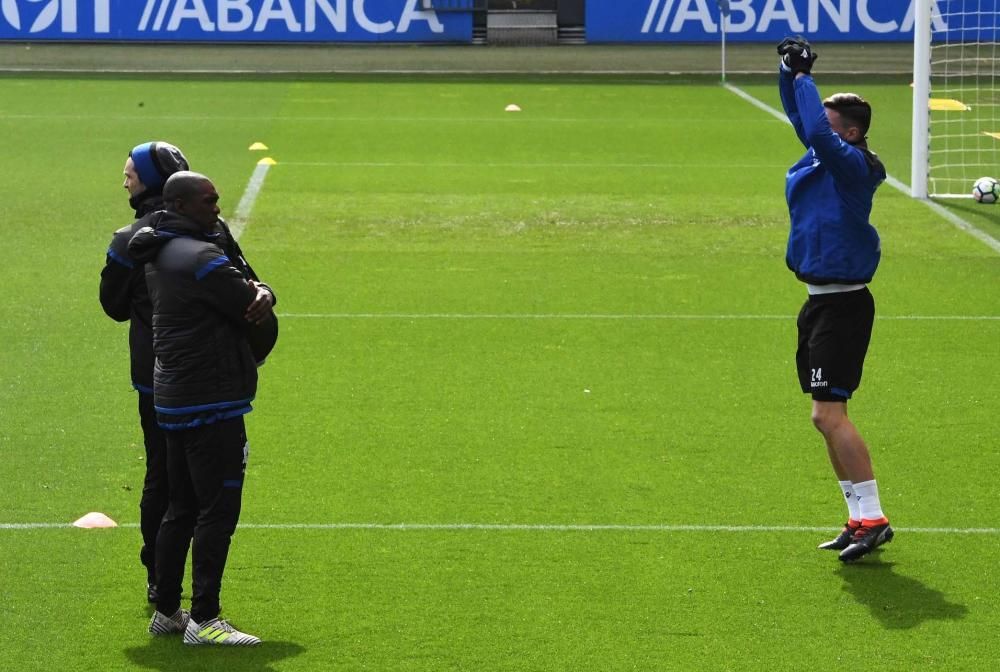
[154,416,248,624]
[137,392,169,585]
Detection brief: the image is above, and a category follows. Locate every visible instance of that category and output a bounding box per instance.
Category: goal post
[913,0,1000,199]
[912,0,931,198]
[718,0,730,84]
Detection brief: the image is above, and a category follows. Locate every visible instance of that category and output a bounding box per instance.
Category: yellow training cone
[929,98,970,111]
[249,142,269,151]
[73,512,118,529]
[258,157,277,166]
[505,104,521,112]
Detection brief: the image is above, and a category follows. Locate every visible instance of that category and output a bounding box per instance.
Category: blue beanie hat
[129,141,189,193]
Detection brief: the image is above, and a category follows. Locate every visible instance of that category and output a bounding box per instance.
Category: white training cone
[73,512,118,529]
[505,104,522,112]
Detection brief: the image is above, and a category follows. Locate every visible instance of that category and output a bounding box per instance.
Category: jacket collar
[130,191,164,218]
[154,211,222,242]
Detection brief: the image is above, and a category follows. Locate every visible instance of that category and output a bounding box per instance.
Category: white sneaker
[183,617,261,646]
[148,609,190,635]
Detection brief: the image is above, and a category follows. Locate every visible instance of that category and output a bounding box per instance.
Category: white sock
[839,480,861,522]
[853,479,886,521]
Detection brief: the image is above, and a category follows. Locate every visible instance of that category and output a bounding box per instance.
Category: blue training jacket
[779,69,886,285]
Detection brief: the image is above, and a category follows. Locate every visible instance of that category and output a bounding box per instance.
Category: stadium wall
[0,0,948,45]
[587,0,938,43]
[0,0,474,42]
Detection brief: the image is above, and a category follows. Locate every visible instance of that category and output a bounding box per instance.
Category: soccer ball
[972,176,999,203]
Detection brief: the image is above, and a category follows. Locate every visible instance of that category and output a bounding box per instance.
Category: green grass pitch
[1,71,998,671]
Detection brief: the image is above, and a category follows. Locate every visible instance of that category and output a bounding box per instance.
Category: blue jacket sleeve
[778,67,809,148]
[793,75,871,184]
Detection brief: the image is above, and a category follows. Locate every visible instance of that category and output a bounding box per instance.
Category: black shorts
[796,287,875,402]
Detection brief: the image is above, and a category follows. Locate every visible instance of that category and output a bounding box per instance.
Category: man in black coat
[100,141,191,603]
[129,171,270,646]
[100,143,277,604]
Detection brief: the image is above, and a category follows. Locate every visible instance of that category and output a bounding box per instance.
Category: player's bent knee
[810,401,847,435]
[810,411,832,434]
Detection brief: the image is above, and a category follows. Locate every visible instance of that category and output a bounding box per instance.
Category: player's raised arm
[777,36,818,148]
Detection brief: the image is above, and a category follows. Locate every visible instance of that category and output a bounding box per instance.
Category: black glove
[777,36,818,75]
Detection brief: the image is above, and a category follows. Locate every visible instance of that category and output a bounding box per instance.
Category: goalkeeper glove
[777,36,818,75]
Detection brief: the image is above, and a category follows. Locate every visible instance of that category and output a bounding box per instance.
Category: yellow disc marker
[249,142,269,151]
[257,157,277,166]
[928,99,970,111]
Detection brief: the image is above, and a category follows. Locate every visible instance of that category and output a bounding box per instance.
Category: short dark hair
[823,93,872,136]
[163,171,211,210]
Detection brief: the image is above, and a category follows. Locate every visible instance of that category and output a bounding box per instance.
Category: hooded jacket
[128,211,261,430]
[779,70,886,285]
[101,197,278,394]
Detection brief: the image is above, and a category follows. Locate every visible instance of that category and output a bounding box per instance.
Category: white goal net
[914,0,1000,198]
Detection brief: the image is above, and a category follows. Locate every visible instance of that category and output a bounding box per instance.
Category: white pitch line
[0,67,904,77]
[230,161,272,242]
[2,522,998,534]
[0,113,768,124]
[275,313,999,321]
[724,83,1000,256]
[238,523,1000,535]
[278,313,790,320]
[279,161,789,169]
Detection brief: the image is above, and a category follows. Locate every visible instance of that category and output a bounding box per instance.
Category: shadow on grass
[836,560,968,630]
[931,198,1000,232]
[124,638,305,672]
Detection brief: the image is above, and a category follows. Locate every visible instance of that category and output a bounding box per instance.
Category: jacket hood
[126,211,219,264]
[127,212,169,264]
